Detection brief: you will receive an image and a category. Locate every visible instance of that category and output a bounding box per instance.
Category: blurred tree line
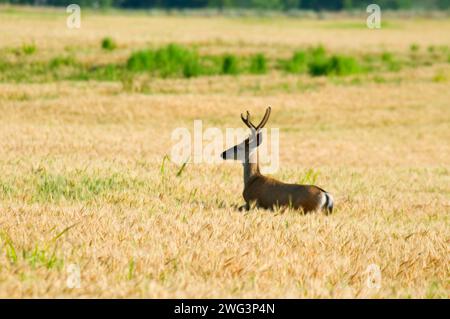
[1,0,449,10]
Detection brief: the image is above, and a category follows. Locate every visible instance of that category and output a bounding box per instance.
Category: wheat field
[0,6,449,298]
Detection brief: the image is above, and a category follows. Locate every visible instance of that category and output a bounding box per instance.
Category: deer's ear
[256,130,263,146]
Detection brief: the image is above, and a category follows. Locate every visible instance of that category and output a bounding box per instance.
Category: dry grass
[0,6,449,298]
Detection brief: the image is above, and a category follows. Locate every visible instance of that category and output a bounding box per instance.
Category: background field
[0,6,449,298]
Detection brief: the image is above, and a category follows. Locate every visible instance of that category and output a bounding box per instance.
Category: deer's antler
[241,107,271,131]
[256,106,271,130]
[241,111,254,129]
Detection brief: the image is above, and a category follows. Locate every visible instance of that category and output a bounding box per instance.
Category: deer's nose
[220,151,226,160]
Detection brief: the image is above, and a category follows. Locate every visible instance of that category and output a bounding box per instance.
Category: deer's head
[221,107,271,163]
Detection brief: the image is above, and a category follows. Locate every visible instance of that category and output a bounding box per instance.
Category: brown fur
[243,172,326,212]
[222,107,332,214]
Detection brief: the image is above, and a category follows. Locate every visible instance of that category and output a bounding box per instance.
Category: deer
[221,107,333,214]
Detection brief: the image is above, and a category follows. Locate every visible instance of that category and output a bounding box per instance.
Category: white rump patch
[320,192,334,211]
[319,192,327,209]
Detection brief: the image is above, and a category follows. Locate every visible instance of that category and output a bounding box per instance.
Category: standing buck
[221,107,333,213]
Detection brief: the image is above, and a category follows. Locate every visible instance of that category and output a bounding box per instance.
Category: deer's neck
[243,149,259,187]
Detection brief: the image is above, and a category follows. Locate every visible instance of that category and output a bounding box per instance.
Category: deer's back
[243,175,325,212]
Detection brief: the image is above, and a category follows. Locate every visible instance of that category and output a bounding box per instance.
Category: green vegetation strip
[0,168,142,204]
[0,42,449,83]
